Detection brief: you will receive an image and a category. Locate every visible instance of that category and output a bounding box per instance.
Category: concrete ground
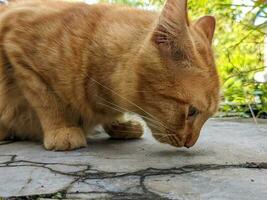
[0,118,266,200]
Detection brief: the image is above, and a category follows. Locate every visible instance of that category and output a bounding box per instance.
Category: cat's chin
[152,133,185,148]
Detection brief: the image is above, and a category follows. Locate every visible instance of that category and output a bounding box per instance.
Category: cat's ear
[194,16,216,44]
[152,0,191,54]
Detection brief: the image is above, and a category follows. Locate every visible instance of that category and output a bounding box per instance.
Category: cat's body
[0,0,220,150]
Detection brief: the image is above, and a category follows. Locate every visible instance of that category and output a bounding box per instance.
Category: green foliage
[101,0,266,118]
[187,0,266,117]
[191,1,265,117]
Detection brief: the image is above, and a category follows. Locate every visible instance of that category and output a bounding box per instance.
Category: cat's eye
[188,106,199,118]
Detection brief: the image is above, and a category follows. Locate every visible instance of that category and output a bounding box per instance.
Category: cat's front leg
[10,60,87,151]
[103,116,144,139]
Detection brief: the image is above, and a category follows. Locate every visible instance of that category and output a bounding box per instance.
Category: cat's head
[136,0,220,148]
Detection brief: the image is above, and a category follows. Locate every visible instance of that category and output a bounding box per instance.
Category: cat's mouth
[152,132,197,148]
[153,133,186,148]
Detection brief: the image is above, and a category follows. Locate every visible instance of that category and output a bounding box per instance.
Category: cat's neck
[109,35,158,116]
[83,7,159,117]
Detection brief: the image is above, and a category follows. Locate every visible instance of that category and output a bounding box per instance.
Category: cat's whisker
[97,102,126,115]
[133,91,155,93]
[96,95,172,132]
[146,121,168,133]
[106,130,143,134]
[96,102,143,129]
[146,124,164,134]
[151,132,166,136]
[98,101,164,133]
[151,132,176,137]
[154,134,170,143]
[97,102,138,127]
[97,100,176,142]
[89,77,172,131]
[96,96,133,113]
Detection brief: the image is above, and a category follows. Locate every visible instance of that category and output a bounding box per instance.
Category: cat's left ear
[194,16,216,44]
[151,0,192,55]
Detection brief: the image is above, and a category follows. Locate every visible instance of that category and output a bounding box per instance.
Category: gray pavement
[0,119,266,199]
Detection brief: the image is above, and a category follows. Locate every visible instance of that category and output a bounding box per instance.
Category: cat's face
[138,0,219,148]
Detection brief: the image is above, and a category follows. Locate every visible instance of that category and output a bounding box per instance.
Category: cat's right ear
[151,0,192,56]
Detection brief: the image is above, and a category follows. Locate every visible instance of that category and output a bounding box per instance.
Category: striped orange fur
[0,0,219,150]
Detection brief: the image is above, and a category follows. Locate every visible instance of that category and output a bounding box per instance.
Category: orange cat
[0,0,220,151]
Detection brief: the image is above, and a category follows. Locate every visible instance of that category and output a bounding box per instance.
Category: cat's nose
[184,141,194,148]
[184,132,200,148]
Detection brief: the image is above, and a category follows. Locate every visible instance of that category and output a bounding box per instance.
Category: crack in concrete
[1,154,266,199]
[68,191,168,200]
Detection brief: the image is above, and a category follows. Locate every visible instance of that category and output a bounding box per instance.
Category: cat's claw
[44,127,87,151]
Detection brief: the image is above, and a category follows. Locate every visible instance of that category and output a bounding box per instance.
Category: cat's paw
[104,120,143,139]
[44,127,87,151]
